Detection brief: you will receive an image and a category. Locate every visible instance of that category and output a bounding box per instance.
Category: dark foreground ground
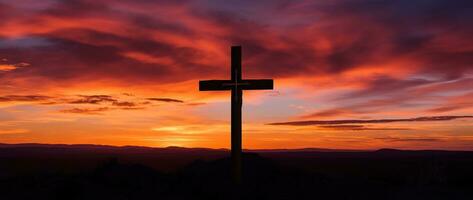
[0,144,472,200]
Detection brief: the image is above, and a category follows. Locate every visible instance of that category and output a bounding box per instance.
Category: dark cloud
[119,107,145,110]
[39,102,60,105]
[112,101,137,107]
[268,116,473,126]
[319,125,411,131]
[59,104,146,114]
[146,98,184,103]
[0,95,51,102]
[320,125,365,130]
[60,107,109,114]
[0,93,153,110]
[67,95,146,108]
[68,95,116,104]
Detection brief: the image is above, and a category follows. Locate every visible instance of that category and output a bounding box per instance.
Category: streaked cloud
[0,95,51,102]
[112,101,137,107]
[269,116,473,126]
[60,107,110,115]
[68,95,116,104]
[318,125,411,131]
[147,98,184,103]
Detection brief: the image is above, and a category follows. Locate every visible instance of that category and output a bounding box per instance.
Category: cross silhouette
[199,46,274,183]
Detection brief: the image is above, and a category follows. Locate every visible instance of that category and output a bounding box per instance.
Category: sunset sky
[1,0,472,150]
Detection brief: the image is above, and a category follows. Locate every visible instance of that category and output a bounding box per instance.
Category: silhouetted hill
[0,143,228,175]
[0,143,472,200]
[248,147,364,152]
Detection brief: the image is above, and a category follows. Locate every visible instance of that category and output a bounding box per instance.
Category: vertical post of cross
[199,46,273,184]
[231,46,242,184]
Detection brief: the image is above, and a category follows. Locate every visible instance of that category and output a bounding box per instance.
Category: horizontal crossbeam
[239,79,273,90]
[199,79,273,91]
[199,80,233,91]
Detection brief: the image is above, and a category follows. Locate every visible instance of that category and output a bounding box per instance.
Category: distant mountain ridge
[0,143,469,152]
[0,143,366,152]
[0,143,227,152]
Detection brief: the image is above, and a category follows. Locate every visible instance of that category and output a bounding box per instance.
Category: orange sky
[1,0,473,150]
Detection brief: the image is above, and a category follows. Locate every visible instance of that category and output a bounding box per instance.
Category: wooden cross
[199,46,274,183]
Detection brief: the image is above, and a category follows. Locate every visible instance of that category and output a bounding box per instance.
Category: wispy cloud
[0,93,181,112]
[60,107,110,115]
[268,116,473,126]
[112,101,137,107]
[318,125,411,131]
[0,95,51,102]
[68,95,116,104]
[146,98,184,103]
